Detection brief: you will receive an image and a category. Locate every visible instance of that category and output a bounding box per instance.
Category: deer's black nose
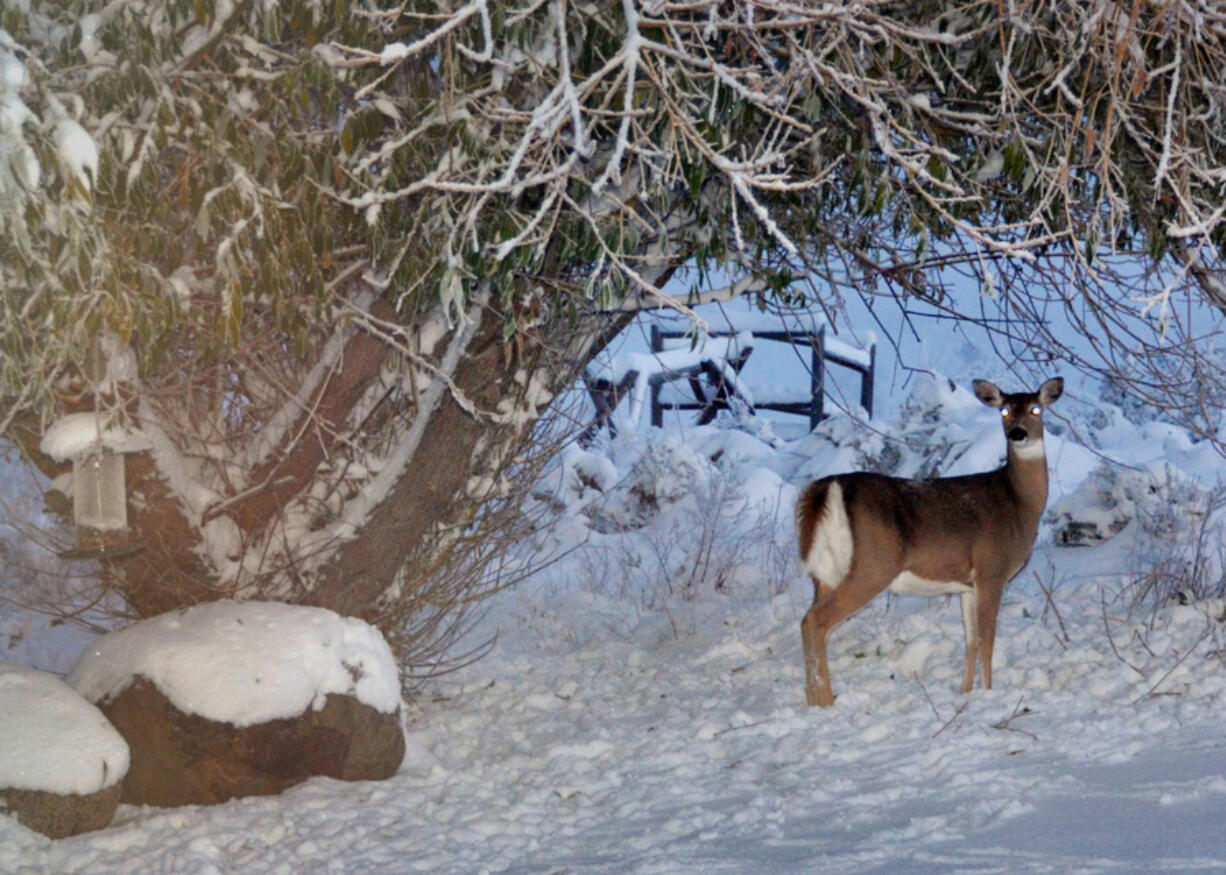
[1007,427,1029,442]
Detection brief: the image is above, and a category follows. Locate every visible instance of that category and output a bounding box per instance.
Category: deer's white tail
[797,480,853,589]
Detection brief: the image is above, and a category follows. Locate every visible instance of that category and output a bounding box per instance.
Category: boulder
[0,784,123,840]
[98,676,404,807]
[67,600,406,806]
[0,663,128,838]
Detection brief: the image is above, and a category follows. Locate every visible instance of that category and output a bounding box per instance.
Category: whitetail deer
[796,377,1063,707]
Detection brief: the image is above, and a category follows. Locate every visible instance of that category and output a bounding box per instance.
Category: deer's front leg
[975,580,1005,690]
[960,589,979,693]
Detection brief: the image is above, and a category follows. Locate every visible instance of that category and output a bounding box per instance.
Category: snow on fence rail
[582,322,874,439]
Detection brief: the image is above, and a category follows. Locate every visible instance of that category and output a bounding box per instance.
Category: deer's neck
[1005,441,1050,518]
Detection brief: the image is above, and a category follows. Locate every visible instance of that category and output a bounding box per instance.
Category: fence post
[650,323,664,428]
[810,326,825,432]
[860,341,875,419]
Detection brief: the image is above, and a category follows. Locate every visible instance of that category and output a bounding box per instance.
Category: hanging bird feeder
[40,412,151,560]
[68,445,134,558]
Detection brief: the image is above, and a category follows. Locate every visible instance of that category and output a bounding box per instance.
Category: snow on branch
[324,296,487,546]
[325,0,907,304]
[322,0,1226,311]
[333,0,492,99]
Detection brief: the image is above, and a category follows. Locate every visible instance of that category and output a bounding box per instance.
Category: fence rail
[648,324,874,431]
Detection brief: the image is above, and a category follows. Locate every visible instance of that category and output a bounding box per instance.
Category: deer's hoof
[805,688,836,708]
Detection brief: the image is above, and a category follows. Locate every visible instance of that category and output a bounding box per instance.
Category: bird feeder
[68,445,134,558]
[40,412,149,560]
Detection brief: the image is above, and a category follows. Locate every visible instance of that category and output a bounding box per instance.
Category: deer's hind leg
[801,582,837,707]
[801,574,889,707]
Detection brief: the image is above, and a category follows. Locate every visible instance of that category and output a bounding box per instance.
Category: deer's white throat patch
[1010,438,1046,461]
[804,480,853,588]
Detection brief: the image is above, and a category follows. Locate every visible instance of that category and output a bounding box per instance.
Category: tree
[2,1,1225,667]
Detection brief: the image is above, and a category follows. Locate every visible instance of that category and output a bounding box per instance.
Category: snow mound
[0,663,129,796]
[67,601,401,727]
[1048,460,1210,546]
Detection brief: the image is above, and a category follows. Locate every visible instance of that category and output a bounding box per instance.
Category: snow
[598,329,756,385]
[590,331,757,428]
[67,601,402,726]
[38,413,152,463]
[379,42,410,64]
[3,293,1226,869]
[52,118,98,191]
[645,312,874,369]
[6,563,1226,869]
[0,663,128,796]
[0,39,39,190]
[1,50,26,91]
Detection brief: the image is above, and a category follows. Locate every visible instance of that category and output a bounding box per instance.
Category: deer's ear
[973,379,1003,407]
[1039,377,1064,405]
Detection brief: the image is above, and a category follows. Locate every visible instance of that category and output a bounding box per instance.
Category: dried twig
[932,699,969,739]
[991,698,1038,742]
[1034,571,1070,647]
[916,675,943,724]
[1101,586,1146,678]
[713,719,770,739]
[1129,622,1216,705]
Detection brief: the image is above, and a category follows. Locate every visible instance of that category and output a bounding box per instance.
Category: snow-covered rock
[67,600,402,726]
[1048,461,1209,546]
[66,601,406,806]
[96,676,405,807]
[0,663,128,797]
[0,663,128,837]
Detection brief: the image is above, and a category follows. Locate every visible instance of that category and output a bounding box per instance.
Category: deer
[796,377,1063,707]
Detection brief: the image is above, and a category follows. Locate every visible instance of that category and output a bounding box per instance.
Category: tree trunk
[16,298,635,633]
[308,305,635,620]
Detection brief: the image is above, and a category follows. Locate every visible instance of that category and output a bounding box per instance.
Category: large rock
[0,663,129,838]
[99,676,404,806]
[0,784,123,839]
[67,601,407,807]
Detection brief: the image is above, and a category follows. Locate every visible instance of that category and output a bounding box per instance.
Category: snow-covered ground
[3,537,1224,872]
[3,298,1226,872]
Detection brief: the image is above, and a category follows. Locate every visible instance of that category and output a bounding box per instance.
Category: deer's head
[973,377,1063,458]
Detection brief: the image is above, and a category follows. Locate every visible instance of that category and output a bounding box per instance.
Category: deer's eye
[1000,407,1010,418]
[1031,405,1042,416]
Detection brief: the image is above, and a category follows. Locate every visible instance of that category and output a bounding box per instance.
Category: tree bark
[308,307,634,620]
